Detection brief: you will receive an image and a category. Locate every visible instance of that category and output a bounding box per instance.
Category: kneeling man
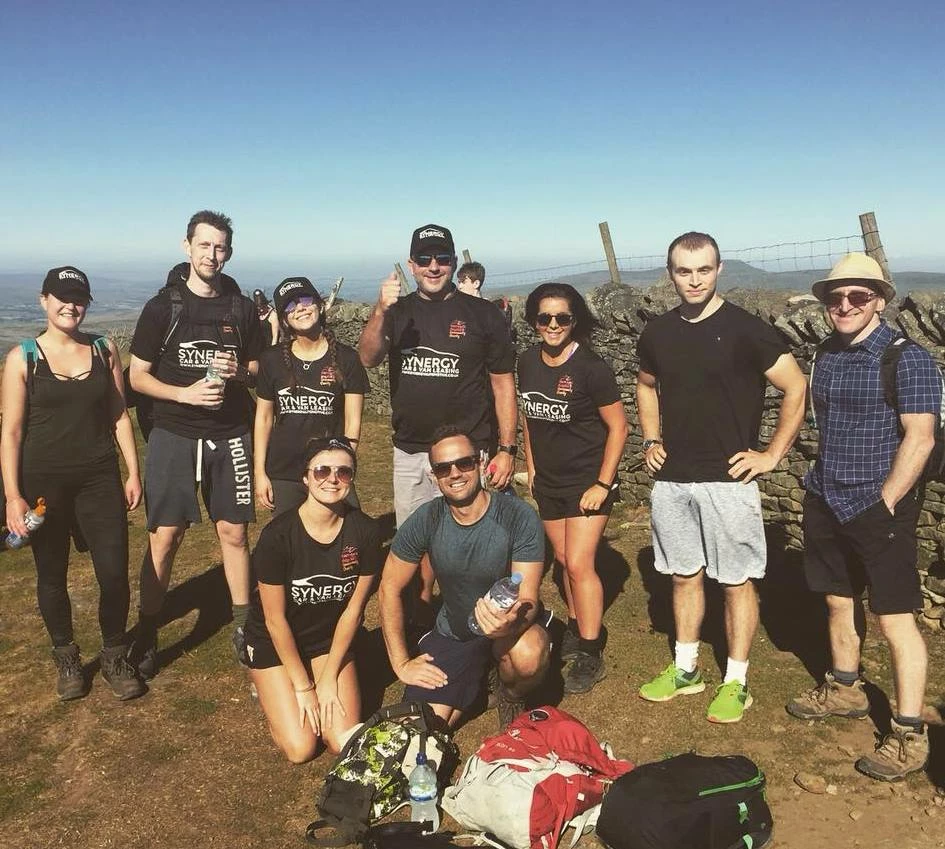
[379,425,550,728]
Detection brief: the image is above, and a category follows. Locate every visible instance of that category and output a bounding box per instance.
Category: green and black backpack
[596,753,772,849]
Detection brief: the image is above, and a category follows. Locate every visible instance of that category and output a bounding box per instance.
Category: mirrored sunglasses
[308,465,355,484]
[536,312,574,327]
[285,295,317,314]
[414,254,454,268]
[431,455,479,479]
[824,291,877,309]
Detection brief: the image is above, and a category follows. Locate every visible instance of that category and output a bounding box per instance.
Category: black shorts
[534,484,620,521]
[244,628,360,670]
[402,606,553,711]
[145,428,256,529]
[802,492,922,615]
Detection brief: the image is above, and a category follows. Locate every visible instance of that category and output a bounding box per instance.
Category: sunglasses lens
[415,254,453,267]
[826,291,875,308]
[336,466,354,483]
[536,313,573,327]
[432,456,478,478]
[311,465,354,482]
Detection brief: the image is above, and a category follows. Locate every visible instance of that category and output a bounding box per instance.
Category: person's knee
[672,571,703,591]
[149,526,185,559]
[279,734,319,765]
[503,627,550,681]
[217,521,248,548]
[877,611,921,642]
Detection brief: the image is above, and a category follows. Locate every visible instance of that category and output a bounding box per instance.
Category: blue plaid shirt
[805,321,941,523]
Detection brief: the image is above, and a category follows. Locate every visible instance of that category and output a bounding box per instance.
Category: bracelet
[594,480,611,491]
[294,683,315,693]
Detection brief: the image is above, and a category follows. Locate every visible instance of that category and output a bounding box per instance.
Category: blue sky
[1,0,943,293]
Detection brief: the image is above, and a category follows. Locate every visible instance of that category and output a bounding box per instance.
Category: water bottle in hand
[408,752,439,833]
[205,353,226,410]
[4,498,47,549]
[468,572,523,636]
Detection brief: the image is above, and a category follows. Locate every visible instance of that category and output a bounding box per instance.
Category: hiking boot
[232,625,248,667]
[560,627,581,663]
[495,684,525,729]
[855,719,930,781]
[563,651,606,694]
[100,645,146,701]
[130,630,158,681]
[51,643,88,701]
[639,664,706,702]
[486,665,499,709]
[786,673,870,721]
[706,680,753,723]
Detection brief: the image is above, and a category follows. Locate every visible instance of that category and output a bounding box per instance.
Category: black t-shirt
[246,508,381,656]
[517,344,621,496]
[256,343,370,481]
[130,285,264,439]
[386,291,515,452]
[636,301,788,482]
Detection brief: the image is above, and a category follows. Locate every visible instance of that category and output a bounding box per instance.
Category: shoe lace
[56,650,82,676]
[874,728,908,764]
[104,651,136,679]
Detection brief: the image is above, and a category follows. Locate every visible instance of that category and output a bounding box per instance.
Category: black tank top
[22,341,116,472]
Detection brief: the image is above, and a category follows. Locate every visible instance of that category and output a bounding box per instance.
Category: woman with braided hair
[254,278,369,516]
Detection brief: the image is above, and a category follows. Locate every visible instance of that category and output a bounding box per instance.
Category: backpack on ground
[124,267,245,441]
[880,335,945,480]
[596,752,772,849]
[307,701,460,847]
[441,706,633,849]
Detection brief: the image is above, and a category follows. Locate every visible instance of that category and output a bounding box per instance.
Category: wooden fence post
[394,263,409,296]
[859,211,891,282]
[462,249,472,265]
[599,221,622,285]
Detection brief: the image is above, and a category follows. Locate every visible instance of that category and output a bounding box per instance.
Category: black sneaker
[563,651,606,694]
[130,631,158,681]
[100,645,146,700]
[51,643,88,701]
[495,685,525,730]
[560,627,581,663]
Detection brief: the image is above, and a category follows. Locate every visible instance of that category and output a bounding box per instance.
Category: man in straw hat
[787,252,940,780]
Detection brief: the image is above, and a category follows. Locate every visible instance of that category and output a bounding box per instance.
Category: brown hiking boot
[100,645,146,701]
[52,643,88,701]
[495,685,525,730]
[855,719,930,781]
[785,673,869,720]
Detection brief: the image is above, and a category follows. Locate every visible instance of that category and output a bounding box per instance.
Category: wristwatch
[642,439,663,452]
[498,444,518,457]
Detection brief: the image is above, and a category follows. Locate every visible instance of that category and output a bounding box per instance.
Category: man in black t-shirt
[635,232,806,724]
[128,210,264,678]
[359,224,517,602]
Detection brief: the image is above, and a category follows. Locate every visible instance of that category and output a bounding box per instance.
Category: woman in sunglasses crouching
[244,436,380,762]
[518,283,628,696]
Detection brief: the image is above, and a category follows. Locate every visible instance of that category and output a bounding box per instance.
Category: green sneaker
[639,664,706,702]
[706,680,753,724]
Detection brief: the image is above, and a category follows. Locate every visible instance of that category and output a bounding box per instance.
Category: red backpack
[442,707,633,849]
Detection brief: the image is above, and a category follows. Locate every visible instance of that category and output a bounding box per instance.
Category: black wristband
[594,480,611,491]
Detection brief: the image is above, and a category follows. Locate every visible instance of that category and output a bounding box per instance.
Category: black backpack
[596,753,773,849]
[124,266,245,441]
[880,335,945,481]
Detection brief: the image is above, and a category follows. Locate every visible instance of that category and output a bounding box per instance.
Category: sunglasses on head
[414,254,454,268]
[824,290,878,309]
[284,295,317,314]
[431,455,479,479]
[536,312,574,328]
[308,465,355,484]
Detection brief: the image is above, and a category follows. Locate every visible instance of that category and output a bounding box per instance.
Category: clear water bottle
[204,357,225,410]
[408,751,439,833]
[4,498,47,549]
[467,572,523,636]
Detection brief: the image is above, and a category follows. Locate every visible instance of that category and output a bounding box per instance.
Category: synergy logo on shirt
[521,391,571,423]
[290,573,358,604]
[400,346,460,379]
[276,386,337,415]
[177,340,221,369]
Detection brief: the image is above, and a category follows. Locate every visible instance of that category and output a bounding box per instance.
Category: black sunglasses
[308,465,355,484]
[431,455,479,479]
[414,254,454,268]
[824,291,878,309]
[536,312,574,328]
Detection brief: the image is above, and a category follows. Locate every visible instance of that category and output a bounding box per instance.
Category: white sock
[724,658,749,685]
[674,641,699,674]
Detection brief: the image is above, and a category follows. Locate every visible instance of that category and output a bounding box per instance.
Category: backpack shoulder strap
[880,336,912,411]
[158,285,185,357]
[89,334,111,369]
[19,339,39,395]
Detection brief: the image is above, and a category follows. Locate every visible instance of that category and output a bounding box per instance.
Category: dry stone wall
[328,288,945,633]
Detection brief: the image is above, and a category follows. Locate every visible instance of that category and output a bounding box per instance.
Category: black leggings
[22,457,130,648]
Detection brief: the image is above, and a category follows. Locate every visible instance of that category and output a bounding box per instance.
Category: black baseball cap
[273,277,320,315]
[410,224,455,259]
[42,266,93,302]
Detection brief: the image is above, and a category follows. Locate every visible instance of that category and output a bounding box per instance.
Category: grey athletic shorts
[650,480,766,584]
[393,447,442,528]
[145,427,256,529]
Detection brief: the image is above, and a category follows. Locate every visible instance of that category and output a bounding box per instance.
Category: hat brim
[412,241,454,257]
[812,276,895,303]
[49,286,93,302]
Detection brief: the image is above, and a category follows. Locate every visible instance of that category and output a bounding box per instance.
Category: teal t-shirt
[391,493,544,640]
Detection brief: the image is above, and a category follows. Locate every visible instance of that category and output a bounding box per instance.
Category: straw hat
[812,252,895,303]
